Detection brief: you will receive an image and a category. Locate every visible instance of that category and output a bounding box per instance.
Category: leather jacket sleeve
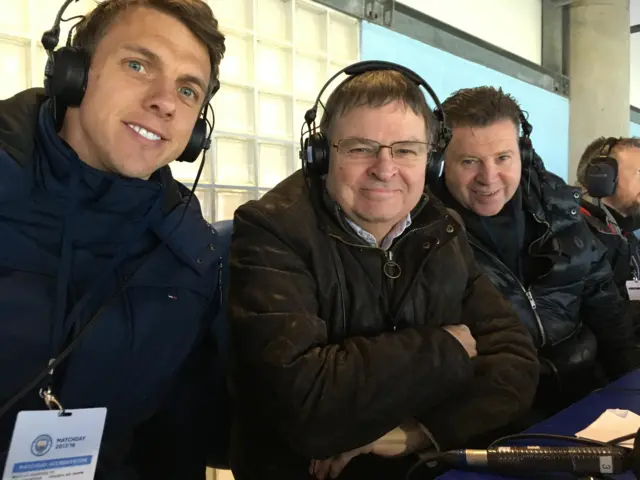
[416,214,540,449]
[580,235,640,379]
[227,204,474,459]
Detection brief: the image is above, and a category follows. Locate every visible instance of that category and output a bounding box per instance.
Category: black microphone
[439,445,629,475]
[435,429,640,477]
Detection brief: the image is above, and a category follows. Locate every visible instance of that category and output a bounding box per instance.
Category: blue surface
[436,370,640,479]
[631,121,640,138]
[360,22,570,181]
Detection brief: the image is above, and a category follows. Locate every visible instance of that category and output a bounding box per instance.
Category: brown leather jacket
[227,171,539,479]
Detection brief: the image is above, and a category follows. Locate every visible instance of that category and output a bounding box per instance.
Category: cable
[64,16,84,47]
[489,433,615,449]
[405,451,445,480]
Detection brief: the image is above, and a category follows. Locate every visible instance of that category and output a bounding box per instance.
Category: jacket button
[570,208,577,215]
[573,192,580,199]
[446,225,454,233]
[209,244,216,250]
[196,258,203,264]
[423,241,430,249]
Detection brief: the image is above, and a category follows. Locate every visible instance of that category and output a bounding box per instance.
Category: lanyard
[45,194,162,409]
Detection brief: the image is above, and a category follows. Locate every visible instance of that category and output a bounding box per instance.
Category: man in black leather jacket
[576,136,640,336]
[428,86,640,419]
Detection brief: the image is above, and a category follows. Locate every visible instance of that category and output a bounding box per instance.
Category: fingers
[310,458,332,479]
[310,450,359,479]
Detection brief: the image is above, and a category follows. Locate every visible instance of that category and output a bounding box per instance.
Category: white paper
[626,281,640,301]
[576,409,640,448]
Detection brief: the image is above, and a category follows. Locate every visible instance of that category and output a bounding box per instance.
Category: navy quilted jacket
[0,89,228,479]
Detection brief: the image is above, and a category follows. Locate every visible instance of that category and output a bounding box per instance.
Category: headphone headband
[300,60,451,178]
[305,60,447,130]
[519,111,533,137]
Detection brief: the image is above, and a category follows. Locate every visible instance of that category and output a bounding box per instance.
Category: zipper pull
[525,289,537,309]
[383,250,401,279]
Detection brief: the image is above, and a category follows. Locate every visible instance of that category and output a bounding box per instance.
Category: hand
[442,324,477,358]
[310,443,373,479]
[309,421,431,478]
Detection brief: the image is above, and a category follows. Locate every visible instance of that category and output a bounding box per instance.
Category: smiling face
[325,100,428,242]
[59,6,211,179]
[443,118,522,216]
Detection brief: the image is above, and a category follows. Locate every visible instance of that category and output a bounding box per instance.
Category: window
[0,0,360,225]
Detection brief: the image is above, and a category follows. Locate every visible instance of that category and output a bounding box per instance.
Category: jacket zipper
[469,238,547,348]
[383,250,401,330]
[328,218,449,332]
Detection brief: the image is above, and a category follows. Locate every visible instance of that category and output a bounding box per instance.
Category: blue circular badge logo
[31,434,53,456]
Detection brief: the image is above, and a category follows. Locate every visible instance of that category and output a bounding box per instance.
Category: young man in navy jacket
[0,1,229,478]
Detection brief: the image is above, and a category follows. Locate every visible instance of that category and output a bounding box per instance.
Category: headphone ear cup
[519,136,534,167]
[177,117,210,163]
[427,149,445,180]
[586,157,618,198]
[49,47,89,107]
[302,131,330,176]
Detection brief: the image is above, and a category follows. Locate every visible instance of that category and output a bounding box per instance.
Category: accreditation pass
[2,408,107,480]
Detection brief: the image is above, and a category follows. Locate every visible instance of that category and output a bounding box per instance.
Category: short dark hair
[72,0,226,101]
[577,136,640,186]
[319,70,437,144]
[441,86,522,132]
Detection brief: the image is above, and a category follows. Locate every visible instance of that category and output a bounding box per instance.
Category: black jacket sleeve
[416,215,540,449]
[228,205,474,459]
[580,234,640,379]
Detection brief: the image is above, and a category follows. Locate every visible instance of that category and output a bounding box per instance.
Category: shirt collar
[345,214,412,250]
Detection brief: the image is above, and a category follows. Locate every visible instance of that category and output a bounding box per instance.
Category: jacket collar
[580,194,637,235]
[519,153,582,234]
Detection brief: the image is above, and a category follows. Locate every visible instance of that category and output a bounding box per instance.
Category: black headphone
[517,110,535,168]
[585,137,619,198]
[299,60,451,179]
[41,0,215,163]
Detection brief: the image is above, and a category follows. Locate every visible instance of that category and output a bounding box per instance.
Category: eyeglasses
[332,138,429,164]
